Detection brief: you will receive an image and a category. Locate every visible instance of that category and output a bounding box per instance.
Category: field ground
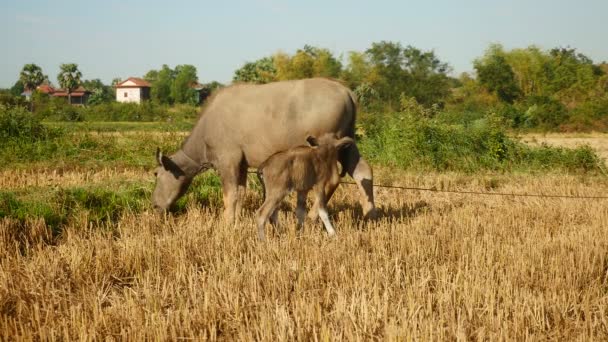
[1,127,608,340]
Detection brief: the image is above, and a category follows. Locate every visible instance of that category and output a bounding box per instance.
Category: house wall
[116,87,141,103]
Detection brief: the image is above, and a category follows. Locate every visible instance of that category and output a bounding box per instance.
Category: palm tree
[57,63,82,104]
[19,64,46,110]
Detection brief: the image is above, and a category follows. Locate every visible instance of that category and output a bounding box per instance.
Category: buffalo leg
[340,144,376,219]
[219,161,242,224]
[235,159,248,218]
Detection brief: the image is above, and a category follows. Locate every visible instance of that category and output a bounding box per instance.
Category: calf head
[306,133,355,150]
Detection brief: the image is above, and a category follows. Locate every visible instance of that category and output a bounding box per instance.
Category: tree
[19,64,46,93]
[364,41,451,107]
[474,45,521,103]
[233,57,277,84]
[83,79,112,105]
[401,46,451,106]
[143,70,158,84]
[274,45,342,81]
[57,63,82,104]
[341,51,373,89]
[546,47,599,104]
[171,64,198,104]
[150,65,175,104]
[10,80,25,97]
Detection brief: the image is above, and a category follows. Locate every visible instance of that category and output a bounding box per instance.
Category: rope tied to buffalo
[246,170,608,200]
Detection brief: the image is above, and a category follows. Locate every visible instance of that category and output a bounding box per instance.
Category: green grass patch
[0,182,152,233]
[44,120,194,132]
[358,112,606,174]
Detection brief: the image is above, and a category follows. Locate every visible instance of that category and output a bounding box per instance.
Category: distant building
[51,86,91,105]
[24,84,91,105]
[20,90,33,100]
[189,83,209,105]
[115,77,151,104]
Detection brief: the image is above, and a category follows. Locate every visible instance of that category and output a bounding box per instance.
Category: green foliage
[522,96,569,130]
[353,83,379,111]
[19,64,46,92]
[150,65,175,104]
[37,100,198,123]
[78,102,191,122]
[0,184,151,230]
[362,41,452,108]
[274,45,343,81]
[144,64,205,105]
[10,80,25,97]
[0,104,55,141]
[0,93,28,108]
[0,192,65,230]
[358,109,604,173]
[233,57,277,84]
[171,65,199,104]
[35,95,83,121]
[82,79,113,105]
[474,44,521,103]
[57,63,82,95]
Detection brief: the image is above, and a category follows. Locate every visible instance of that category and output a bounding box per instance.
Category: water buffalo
[152,78,375,223]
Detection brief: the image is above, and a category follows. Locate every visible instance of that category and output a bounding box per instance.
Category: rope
[246,170,608,200]
[339,181,608,200]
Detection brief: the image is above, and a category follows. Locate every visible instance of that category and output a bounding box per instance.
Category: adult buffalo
[152,78,375,223]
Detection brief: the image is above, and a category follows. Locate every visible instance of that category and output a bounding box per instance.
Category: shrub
[522,96,569,130]
[0,93,28,108]
[76,101,199,122]
[358,111,605,173]
[563,97,608,131]
[0,104,57,141]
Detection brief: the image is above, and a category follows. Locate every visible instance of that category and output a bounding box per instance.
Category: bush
[0,93,28,108]
[563,97,608,131]
[0,104,58,141]
[358,110,605,173]
[79,102,199,122]
[37,101,200,122]
[35,95,83,122]
[522,96,569,130]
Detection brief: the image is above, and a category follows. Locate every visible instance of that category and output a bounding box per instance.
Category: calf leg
[315,190,336,237]
[257,171,279,228]
[308,172,340,222]
[256,188,287,241]
[340,144,376,219]
[295,191,308,231]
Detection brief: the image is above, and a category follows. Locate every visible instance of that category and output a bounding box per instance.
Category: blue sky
[1,0,607,88]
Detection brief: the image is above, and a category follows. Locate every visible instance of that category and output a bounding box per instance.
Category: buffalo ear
[160,155,185,177]
[306,135,319,147]
[335,136,355,149]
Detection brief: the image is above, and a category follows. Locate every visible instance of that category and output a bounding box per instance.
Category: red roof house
[115,77,151,104]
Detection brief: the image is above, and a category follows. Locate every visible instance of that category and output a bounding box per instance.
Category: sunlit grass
[1,166,607,340]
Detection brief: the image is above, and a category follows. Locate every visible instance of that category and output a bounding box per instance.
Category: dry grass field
[1,164,608,340]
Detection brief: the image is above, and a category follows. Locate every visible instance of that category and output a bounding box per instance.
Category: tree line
[2,41,607,131]
[5,63,222,107]
[232,41,608,131]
